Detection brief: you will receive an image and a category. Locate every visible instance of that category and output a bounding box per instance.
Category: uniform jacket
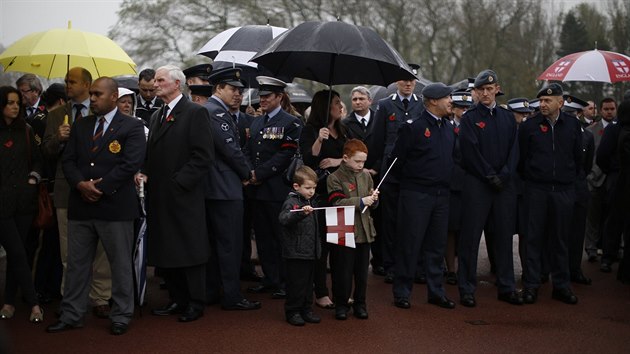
[518,111,583,188]
[0,118,41,218]
[586,120,608,188]
[236,111,255,149]
[62,110,146,221]
[327,162,377,244]
[42,101,92,208]
[144,96,214,268]
[342,109,376,142]
[135,95,164,125]
[278,191,321,260]
[244,109,303,202]
[368,93,424,181]
[203,97,251,200]
[449,119,465,192]
[460,103,519,184]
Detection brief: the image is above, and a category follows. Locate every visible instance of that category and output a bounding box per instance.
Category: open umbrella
[250,21,416,87]
[538,49,630,83]
[0,22,136,79]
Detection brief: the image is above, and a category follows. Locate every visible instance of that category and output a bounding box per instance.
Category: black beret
[421,82,452,99]
[536,83,563,98]
[474,69,498,88]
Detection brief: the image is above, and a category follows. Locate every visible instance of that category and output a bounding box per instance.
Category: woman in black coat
[299,90,347,309]
[0,86,43,322]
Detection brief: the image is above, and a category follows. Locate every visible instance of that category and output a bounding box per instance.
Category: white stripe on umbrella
[197,25,287,60]
[538,49,630,83]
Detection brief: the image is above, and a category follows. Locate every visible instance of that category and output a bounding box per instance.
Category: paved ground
[1,238,629,354]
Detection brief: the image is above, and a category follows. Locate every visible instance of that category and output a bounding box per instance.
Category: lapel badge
[109,140,122,154]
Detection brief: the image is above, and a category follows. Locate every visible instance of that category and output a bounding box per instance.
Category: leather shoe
[92,304,110,319]
[414,275,427,284]
[247,284,275,294]
[394,298,411,309]
[286,313,305,326]
[353,307,369,319]
[110,322,128,335]
[178,306,203,322]
[152,302,185,316]
[600,262,612,273]
[498,291,524,305]
[241,271,263,282]
[47,321,81,333]
[571,272,592,285]
[384,273,394,284]
[372,266,386,276]
[523,288,538,304]
[222,299,261,311]
[445,272,457,285]
[335,308,348,320]
[460,294,476,307]
[302,311,321,323]
[271,289,287,299]
[428,296,456,309]
[552,288,578,304]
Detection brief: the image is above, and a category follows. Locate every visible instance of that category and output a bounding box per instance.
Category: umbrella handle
[139,180,145,198]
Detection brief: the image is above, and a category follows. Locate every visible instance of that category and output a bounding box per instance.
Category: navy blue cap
[536,83,563,98]
[408,63,421,76]
[208,67,244,88]
[183,64,212,79]
[507,98,534,113]
[451,90,473,107]
[529,98,540,111]
[421,82,453,99]
[188,85,213,97]
[562,94,588,112]
[474,69,498,88]
[256,76,287,96]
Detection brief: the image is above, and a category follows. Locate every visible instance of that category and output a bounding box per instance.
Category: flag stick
[361,157,397,213]
[289,206,346,212]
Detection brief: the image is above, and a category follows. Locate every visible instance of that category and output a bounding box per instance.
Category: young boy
[278,165,322,326]
[327,139,379,320]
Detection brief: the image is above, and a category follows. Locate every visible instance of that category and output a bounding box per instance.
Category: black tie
[92,117,105,151]
[145,101,151,111]
[437,118,442,127]
[161,106,170,124]
[264,114,270,124]
[402,98,409,110]
[27,107,34,116]
[232,113,238,123]
[74,104,85,121]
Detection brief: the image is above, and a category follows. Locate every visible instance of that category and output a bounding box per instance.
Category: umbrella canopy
[198,25,287,68]
[0,23,136,79]
[538,49,630,83]
[251,21,416,86]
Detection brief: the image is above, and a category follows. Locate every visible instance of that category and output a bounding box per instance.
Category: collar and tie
[264,114,270,124]
[92,117,105,152]
[74,103,85,121]
[402,98,409,110]
[161,105,170,124]
[144,101,151,111]
[26,106,35,116]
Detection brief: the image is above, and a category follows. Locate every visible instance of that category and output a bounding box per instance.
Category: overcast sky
[0,0,606,48]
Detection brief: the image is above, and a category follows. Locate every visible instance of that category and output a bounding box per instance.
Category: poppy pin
[388,114,396,121]
[599,129,604,136]
[348,183,356,192]
[424,127,431,138]
[540,124,548,133]
[166,115,175,122]
[3,139,13,148]
[454,127,460,135]
[475,121,486,129]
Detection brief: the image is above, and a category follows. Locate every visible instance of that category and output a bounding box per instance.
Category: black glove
[486,175,504,192]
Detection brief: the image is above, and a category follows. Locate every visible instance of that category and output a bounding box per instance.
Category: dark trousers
[0,214,38,306]
[523,185,575,290]
[602,173,624,264]
[458,174,517,295]
[330,243,370,310]
[380,182,400,273]
[205,199,244,306]
[569,181,590,274]
[393,191,448,300]
[313,207,330,299]
[240,196,256,275]
[34,218,62,298]
[370,204,383,268]
[163,265,206,311]
[252,200,284,289]
[284,258,315,317]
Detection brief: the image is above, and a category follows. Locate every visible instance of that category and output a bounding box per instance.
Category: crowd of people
[0,63,629,334]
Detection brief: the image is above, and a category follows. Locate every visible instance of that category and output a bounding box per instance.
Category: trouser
[163,265,206,312]
[602,173,624,264]
[252,200,284,289]
[240,196,256,275]
[313,206,330,299]
[0,215,38,307]
[284,258,315,317]
[330,242,370,310]
[584,184,606,255]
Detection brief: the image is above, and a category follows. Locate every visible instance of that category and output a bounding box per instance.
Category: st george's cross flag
[326,206,355,248]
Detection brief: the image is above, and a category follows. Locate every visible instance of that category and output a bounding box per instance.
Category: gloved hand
[486,175,504,192]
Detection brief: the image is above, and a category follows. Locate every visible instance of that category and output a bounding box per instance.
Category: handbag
[25,124,54,229]
[284,149,304,185]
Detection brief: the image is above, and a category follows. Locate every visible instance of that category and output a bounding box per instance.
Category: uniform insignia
[424,127,431,138]
[3,139,13,148]
[462,96,468,101]
[546,88,552,95]
[109,140,122,153]
[566,96,572,103]
[221,122,229,131]
[235,71,240,79]
[539,124,548,133]
[488,76,493,82]
[406,119,413,124]
[225,137,233,143]
[524,101,529,107]
[271,166,277,172]
[217,113,225,117]
[293,122,300,128]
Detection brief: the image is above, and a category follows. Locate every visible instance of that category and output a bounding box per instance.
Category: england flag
[326,206,356,248]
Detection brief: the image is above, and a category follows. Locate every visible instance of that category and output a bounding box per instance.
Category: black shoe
[600,262,612,273]
[302,311,321,323]
[587,253,598,263]
[552,288,578,304]
[178,306,203,322]
[287,313,305,326]
[498,291,524,305]
[372,266,386,276]
[571,272,592,285]
[394,298,411,309]
[335,306,349,320]
[247,284,275,294]
[353,307,369,319]
[428,296,456,309]
[460,294,476,307]
[445,272,457,285]
[241,271,263,282]
[46,321,81,333]
[222,299,261,311]
[384,272,394,284]
[271,289,287,299]
[152,302,185,316]
[110,322,128,335]
[523,288,538,304]
[414,275,427,284]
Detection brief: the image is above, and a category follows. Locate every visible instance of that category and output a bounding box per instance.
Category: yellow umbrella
[0,21,136,79]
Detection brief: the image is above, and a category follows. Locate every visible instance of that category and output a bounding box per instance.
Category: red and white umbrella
[538,49,630,83]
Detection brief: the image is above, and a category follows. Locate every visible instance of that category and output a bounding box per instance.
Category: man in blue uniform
[203,67,261,310]
[519,83,582,305]
[391,83,456,310]
[457,69,522,307]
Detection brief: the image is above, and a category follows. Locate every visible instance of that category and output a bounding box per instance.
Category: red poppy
[388,114,396,121]
[424,127,431,138]
[475,121,486,129]
[292,204,299,210]
[599,129,604,136]
[454,127,460,135]
[166,115,175,122]
[540,124,548,133]
[348,183,356,191]
[3,139,13,148]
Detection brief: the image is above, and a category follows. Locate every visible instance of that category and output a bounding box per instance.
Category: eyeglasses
[20,88,34,94]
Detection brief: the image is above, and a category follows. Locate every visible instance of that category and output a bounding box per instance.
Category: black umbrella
[250,21,416,87]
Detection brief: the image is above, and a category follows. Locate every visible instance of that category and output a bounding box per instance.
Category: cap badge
[462,95,468,101]
[524,101,529,107]
[235,71,240,78]
[546,88,552,95]
[488,76,493,83]
[567,97,572,103]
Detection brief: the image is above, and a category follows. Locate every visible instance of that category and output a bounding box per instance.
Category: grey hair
[16,73,43,94]
[350,86,371,100]
[157,65,186,92]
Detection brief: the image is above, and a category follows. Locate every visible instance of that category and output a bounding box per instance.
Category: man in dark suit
[47,77,146,335]
[138,65,214,322]
[244,76,303,298]
[135,69,164,124]
[368,78,424,283]
[203,67,260,310]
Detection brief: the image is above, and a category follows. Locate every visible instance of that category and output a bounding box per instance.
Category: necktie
[74,104,85,121]
[161,106,170,124]
[264,114,270,124]
[437,118,442,127]
[92,117,105,151]
[27,107,34,116]
[145,101,151,111]
[402,98,409,110]
[361,118,367,127]
[232,113,238,123]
